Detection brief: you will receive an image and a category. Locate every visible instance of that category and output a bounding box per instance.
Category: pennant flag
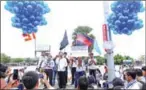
[60,30,69,50]
[76,33,93,46]
[94,39,101,55]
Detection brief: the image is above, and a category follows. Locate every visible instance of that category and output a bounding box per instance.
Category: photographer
[22,71,54,89]
[0,64,19,89]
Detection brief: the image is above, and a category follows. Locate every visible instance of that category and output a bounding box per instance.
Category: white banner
[36,44,50,51]
[71,46,88,57]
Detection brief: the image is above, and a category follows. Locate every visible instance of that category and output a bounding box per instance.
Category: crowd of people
[0,51,146,90]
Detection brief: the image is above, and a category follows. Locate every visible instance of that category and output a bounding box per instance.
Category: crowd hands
[0,51,146,90]
[0,63,54,89]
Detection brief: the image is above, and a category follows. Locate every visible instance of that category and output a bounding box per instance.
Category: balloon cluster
[5,1,50,34]
[107,1,145,35]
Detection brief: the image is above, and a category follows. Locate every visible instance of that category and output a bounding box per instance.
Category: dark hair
[78,76,88,90]
[126,69,136,79]
[0,64,8,78]
[88,75,96,85]
[0,64,8,73]
[135,69,143,76]
[22,71,39,89]
[123,69,130,80]
[112,78,124,87]
[0,71,6,78]
[64,52,67,55]
[142,66,146,71]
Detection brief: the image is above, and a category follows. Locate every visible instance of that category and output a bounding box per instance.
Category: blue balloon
[119,15,125,21]
[5,1,50,34]
[108,1,145,35]
[13,6,19,13]
[27,29,33,34]
[12,23,21,28]
[22,18,29,24]
[30,1,37,6]
[113,30,118,34]
[11,17,20,23]
[127,30,132,35]
[4,5,10,11]
[24,1,29,6]
[17,2,23,8]
[22,26,27,30]
[28,23,34,28]
[30,15,35,21]
[32,27,38,33]
[115,20,121,26]
[36,16,42,21]
[27,5,33,11]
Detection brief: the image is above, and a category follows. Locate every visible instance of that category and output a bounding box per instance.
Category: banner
[36,44,51,52]
[71,46,88,57]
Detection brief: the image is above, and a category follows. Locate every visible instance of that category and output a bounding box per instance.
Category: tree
[1,53,11,63]
[94,56,105,65]
[12,58,24,63]
[114,54,124,65]
[123,55,134,60]
[72,26,95,52]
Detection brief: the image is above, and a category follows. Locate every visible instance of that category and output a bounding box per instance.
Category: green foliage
[12,58,24,63]
[114,54,124,65]
[123,55,133,60]
[1,53,11,63]
[94,56,105,65]
[72,26,95,52]
[114,54,134,65]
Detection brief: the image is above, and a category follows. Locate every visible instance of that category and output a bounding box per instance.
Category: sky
[1,1,145,59]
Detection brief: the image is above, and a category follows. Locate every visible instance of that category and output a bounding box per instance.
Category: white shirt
[88,58,97,70]
[76,61,85,72]
[43,59,55,69]
[37,56,47,68]
[72,60,77,68]
[56,58,67,71]
[126,80,140,89]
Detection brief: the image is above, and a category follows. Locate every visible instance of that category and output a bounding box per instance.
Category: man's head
[125,69,136,82]
[89,53,94,58]
[0,64,11,78]
[41,52,45,56]
[112,78,124,87]
[142,66,146,77]
[59,52,63,58]
[22,71,39,89]
[78,76,88,90]
[135,69,143,80]
[64,52,67,57]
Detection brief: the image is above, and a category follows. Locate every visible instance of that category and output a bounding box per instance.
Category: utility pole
[102,1,115,88]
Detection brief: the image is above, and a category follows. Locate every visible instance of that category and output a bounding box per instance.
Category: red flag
[22,34,31,41]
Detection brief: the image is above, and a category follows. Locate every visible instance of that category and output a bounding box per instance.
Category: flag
[76,33,93,46]
[59,30,69,50]
[93,39,101,55]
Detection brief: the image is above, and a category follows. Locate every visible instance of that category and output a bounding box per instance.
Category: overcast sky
[1,1,145,59]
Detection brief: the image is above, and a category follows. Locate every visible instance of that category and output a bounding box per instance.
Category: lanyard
[126,80,136,89]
